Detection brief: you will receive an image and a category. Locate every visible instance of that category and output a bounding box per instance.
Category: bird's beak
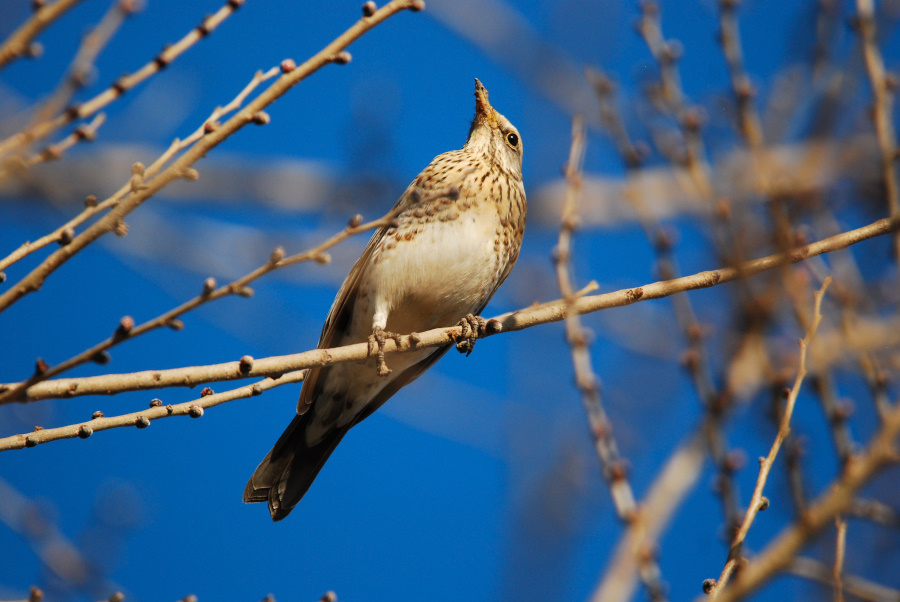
[474,78,498,128]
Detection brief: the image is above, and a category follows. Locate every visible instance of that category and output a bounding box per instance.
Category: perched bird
[244,79,526,521]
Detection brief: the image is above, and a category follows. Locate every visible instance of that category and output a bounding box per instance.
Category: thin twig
[2,215,896,407]
[593,429,706,602]
[834,516,846,602]
[554,114,667,600]
[0,0,132,184]
[0,0,87,71]
[0,207,401,404]
[0,0,245,159]
[0,372,308,451]
[855,0,900,260]
[31,0,137,129]
[0,66,281,274]
[789,556,900,602]
[636,0,713,199]
[783,430,808,518]
[708,277,833,598]
[589,61,744,539]
[709,399,900,602]
[716,0,764,150]
[0,113,106,179]
[812,373,856,471]
[0,0,425,313]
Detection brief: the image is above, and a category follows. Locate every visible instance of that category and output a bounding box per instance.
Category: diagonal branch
[707,398,900,602]
[3,215,897,406]
[2,371,308,451]
[0,0,86,71]
[0,0,425,314]
[0,65,281,274]
[708,277,832,598]
[2,217,896,452]
[0,0,245,160]
[0,208,401,404]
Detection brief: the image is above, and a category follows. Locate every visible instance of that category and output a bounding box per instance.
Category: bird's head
[465,79,523,180]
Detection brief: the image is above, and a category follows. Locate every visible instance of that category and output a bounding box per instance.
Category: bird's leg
[455,314,488,356]
[367,325,403,376]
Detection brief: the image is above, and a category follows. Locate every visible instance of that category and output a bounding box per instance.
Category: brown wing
[296,175,426,414]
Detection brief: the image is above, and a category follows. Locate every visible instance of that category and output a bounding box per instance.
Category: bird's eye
[506,132,519,148]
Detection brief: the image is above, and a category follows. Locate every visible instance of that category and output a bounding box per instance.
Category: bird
[244,79,526,521]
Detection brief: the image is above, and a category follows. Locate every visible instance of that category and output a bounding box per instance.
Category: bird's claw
[455,314,488,356]
[368,326,402,376]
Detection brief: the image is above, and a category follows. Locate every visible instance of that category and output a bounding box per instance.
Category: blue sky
[1,1,899,601]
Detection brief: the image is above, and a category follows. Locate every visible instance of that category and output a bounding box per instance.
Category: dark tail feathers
[243,413,348,521]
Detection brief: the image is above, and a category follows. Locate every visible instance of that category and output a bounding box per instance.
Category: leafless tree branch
[0,0,86,71]
[0,0,425,312]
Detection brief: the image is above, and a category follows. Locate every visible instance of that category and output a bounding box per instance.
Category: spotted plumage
[244,79,526,521]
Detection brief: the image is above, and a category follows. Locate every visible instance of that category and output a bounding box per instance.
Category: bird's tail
[243,413,348,521]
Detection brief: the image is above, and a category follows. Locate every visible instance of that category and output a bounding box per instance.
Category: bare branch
[0,0,244,159]
[855,0,900,259]
[789,556,900,602]
[593,429,706,602]
[3,215,896,406]
[0,66,281,274]
[0,207,400,404]
[31,0,137,129]
[1,112,106,178]
[834,516,847,602]
[555,114,667,600]
[0,0,425,313]
[708,277,832,598]
[0,0,86,71]
[709,399,900,601]
[716,0,764,149]
[0,371,307,451]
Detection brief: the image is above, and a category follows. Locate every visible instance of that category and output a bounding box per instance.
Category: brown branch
[32,0,137,129]
[0,371,307,451]
[855,0,900,260]
[848,497,900,527]
[811,0,841,78]
[812,373,856,471]
[0,65,281,275]
[555,115,667,600]
[0,0,86,71]
[709,399,900,602]
[588,60,744,539]
[636,1,713,199]
[0,207,401,404]
[2,214,897,408]
[716,0,764,150]
[708,277,831,598]
[585,68,643,170]
[833,516,846,602]
[593,429,706,602]
[0,0,245,159]
[0,0,425,313]
[789,556,900,602]
[0,0,133,184]
[0,112,106,179]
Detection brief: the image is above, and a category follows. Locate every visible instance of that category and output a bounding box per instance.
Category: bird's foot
[367,326,402,376]
[455,314,488,356]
